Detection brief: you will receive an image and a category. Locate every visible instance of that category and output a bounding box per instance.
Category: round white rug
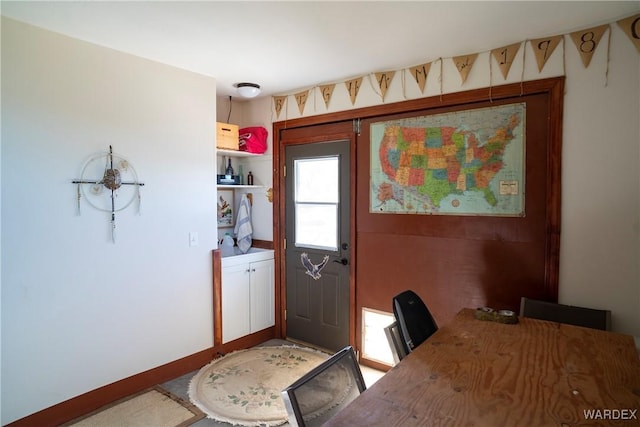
[188,345,350,426]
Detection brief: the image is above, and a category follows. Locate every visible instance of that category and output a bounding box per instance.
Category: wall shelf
[217,148,262,158]
[217,184,263,189]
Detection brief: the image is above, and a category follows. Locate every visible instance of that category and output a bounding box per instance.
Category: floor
[160,339,386,427]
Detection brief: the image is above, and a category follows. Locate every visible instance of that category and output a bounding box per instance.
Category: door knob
[333,258,349,265]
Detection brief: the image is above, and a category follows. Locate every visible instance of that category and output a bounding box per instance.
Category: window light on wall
[362,307,395,366]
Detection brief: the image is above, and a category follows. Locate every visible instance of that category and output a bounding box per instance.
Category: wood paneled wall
[274,78,563,353]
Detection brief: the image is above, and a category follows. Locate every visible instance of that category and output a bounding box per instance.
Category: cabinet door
[249,258,275,333]
[221,263,251,343]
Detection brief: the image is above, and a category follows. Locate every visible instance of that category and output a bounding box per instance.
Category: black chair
[392,290,438,354]
[280,346,367,427]
[519,297,611,331]
[384,321,407,364]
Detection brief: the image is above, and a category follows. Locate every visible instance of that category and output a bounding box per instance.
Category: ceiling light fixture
[235,82,261,98]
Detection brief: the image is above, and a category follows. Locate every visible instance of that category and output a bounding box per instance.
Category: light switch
[189,232,199,247]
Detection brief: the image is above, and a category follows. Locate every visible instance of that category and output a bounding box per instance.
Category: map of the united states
[370,103,525,216]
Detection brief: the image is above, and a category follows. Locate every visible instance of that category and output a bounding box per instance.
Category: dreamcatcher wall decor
[72,146,144,242]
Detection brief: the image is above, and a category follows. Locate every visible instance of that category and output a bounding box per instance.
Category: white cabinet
[221,263,251,343]
[249,259,275,332]
[221,251,275,343]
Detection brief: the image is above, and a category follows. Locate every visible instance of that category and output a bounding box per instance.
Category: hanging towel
[234,194,253,253]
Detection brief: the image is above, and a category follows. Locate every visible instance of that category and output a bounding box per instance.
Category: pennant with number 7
[529,35,563,72]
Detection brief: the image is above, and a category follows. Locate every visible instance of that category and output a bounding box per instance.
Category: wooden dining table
[325,308,640,426]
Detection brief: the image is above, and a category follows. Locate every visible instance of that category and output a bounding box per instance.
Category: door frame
[273,121,357,348]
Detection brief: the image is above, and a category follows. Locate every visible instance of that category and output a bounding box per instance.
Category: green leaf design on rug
[207,365,250,389]
[264,350,309,368]
[227,385,279,408]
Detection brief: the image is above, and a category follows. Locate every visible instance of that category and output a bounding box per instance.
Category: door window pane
[295,204,338,250]
[295,157,339,203]
[294,157,339,251]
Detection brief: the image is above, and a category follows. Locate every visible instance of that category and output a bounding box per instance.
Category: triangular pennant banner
[570,25,609,68]
[452,53,478,84]
[617,14,640,53]
[273,14,633,120]
[374,71,396,101]
[530,35,563,72]
[344,77,363,106]
[273,96,287,119]
[491,42,522,79]
[319,84,335,109]
[294,90,309,115]
[409,62,431,93]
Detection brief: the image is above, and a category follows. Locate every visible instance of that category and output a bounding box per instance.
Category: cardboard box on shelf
[216,122,239,150]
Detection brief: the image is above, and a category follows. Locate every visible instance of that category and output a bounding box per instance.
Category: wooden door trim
[274,128,356,346]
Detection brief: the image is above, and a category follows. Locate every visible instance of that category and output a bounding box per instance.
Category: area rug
[65,386,205,427]
[188,345,352,426]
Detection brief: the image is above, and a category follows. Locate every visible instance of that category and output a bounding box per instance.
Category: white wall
[1,18,217,424]
[249,24,640,338]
